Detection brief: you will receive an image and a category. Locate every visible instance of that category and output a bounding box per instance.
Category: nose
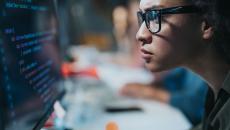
[136,22,152,45]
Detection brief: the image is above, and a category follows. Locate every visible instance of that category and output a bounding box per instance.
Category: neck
[185,45,230,98]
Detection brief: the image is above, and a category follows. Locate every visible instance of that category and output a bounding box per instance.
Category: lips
[141,48,153,55]
[140,48,153,60]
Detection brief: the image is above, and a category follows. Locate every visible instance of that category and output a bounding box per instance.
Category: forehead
[139,0,188,11]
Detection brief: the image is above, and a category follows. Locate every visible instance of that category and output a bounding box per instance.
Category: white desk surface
[66,98,192,130]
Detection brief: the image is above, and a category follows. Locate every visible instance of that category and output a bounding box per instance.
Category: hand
[120,83,170,103]
[120,83,156,99]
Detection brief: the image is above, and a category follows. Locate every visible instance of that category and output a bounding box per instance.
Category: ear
[201,21,214,40]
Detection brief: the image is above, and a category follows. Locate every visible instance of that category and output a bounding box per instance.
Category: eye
[149,11,158,20]
[146,11,160,24]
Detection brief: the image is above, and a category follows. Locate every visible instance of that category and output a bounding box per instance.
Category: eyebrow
[139,5,165,13]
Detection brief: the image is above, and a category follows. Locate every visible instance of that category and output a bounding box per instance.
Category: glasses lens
[137,12,144,26]
[146,11,160,33]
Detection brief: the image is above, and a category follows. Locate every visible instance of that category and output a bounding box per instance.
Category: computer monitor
[0,0,65,130]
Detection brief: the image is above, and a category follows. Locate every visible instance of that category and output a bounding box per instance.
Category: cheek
[147,24,194,66]
[157,15,202,59]
[148,35,179,67]
[150,25,183,60]
[151,37,173,58]
[145,15,203,71]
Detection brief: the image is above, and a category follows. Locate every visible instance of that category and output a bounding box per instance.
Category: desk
[63,89,191,130]
[61,49,193,130]
[62,64,192,130]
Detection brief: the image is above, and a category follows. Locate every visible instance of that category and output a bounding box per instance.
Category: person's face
[136,0,205,72]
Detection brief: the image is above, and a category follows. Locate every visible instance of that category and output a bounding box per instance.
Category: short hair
[191,0,230,63]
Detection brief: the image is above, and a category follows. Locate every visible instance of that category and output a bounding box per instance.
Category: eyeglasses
[137,5,201,34]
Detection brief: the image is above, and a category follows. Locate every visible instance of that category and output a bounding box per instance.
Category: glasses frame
[137,5,201,34]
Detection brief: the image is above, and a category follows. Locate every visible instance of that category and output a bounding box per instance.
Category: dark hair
[190,0,230,63]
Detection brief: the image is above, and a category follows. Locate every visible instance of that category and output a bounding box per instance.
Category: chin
[144,61,172,72]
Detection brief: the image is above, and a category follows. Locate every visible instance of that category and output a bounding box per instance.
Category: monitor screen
[0,0,64,130]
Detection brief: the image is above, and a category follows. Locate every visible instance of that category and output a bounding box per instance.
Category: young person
[135,0,230,129]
